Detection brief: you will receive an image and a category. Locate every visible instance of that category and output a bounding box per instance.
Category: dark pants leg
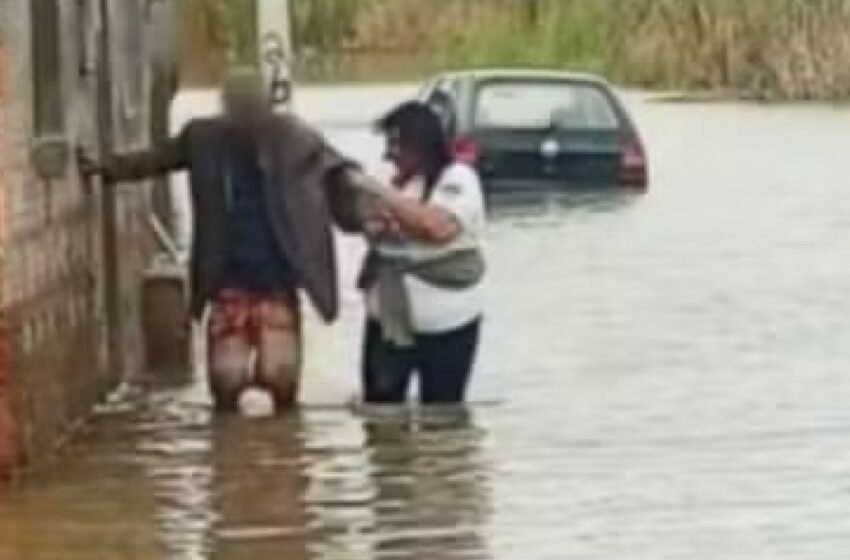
[416,319,482,405]
[361,320,416,404]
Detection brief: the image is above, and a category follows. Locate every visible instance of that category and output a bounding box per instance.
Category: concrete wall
[1,30,20,476]
[0,0,158,476]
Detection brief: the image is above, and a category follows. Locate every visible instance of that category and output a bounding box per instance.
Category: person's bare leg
[255,297,302,414]
[208,335,251,413]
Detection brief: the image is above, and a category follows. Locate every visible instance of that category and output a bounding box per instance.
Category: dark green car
[418,69,648,195]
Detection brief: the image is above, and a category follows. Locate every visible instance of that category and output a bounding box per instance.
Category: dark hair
[376,101,453,190]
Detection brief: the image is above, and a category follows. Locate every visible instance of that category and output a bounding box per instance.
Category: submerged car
[417,69,648,194]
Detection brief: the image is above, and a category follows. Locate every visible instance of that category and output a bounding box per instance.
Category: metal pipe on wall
[96,0,124,380]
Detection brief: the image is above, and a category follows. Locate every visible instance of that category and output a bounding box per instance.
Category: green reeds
[181,0,850,100]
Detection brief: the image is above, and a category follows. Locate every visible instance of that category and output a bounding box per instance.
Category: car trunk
[474,128,623,191]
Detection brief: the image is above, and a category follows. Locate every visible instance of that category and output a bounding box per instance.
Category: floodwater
[3,85,850,559]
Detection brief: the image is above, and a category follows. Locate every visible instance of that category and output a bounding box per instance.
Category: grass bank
[181,0,850,101]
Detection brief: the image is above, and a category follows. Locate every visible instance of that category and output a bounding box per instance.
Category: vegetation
[180,0,850,101]
[178,0,256,83]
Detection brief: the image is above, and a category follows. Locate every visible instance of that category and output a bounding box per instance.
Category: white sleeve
[429,165,485,231]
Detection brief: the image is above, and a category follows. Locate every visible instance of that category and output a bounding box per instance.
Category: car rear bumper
[483,177,624,195]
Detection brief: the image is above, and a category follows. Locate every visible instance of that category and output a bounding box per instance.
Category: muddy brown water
[2,86,850,559]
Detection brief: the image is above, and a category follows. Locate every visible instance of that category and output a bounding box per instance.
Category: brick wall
[0,0,156,476]
[1,34,21,477]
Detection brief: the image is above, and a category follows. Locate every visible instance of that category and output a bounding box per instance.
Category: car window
[474,81,621,130]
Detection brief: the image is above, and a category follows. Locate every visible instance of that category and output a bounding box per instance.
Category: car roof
[436,68,612,87]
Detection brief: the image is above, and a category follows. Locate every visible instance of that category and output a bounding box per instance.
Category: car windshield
[474,80,621,130]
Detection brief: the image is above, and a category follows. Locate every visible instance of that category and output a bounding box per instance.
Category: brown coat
[106,113,364,322]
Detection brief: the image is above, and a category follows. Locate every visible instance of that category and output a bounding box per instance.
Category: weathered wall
[1,29,21,477]
[0,0,156,476]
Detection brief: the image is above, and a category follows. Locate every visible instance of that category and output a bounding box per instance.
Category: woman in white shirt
[358,101,487,405]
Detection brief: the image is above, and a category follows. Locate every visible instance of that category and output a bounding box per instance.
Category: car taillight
[452,136,479,165]
[619,137,647,189]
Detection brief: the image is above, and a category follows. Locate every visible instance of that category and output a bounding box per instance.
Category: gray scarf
[358,248,485,346]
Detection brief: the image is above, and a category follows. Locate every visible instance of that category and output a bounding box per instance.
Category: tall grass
[181,0,850,100]
[604,0,850,100]
[178,0,256,83]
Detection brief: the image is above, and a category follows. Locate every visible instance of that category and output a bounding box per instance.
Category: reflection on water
[359,412,490,560]
[138,386,215,560]
[210,409,491,560]
[129,384,493,560]
[488,188,642,220]
[0,377,493,560]
[5,87,850,559]
[211,416,310,559]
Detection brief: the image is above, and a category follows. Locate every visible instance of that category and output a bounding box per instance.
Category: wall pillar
[0,0,157,476]
[0,36,21,479]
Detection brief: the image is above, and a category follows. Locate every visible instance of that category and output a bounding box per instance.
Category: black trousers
[361,318,481,404]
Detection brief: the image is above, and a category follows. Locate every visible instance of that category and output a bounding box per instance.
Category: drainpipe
[147,0,178,237]
[96,0,123,382]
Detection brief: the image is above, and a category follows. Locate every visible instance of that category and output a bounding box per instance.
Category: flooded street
[3,85,850,559]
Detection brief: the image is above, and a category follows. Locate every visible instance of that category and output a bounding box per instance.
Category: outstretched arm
[80,126,189,183]
[373,188,459,244]
[279,113,386,234]
[325,166,395,234]
[336,170,459,244]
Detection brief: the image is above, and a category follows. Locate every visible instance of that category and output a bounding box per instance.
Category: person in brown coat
[81,68,371,413]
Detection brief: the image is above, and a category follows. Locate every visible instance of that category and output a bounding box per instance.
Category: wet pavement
[3,85,850,559]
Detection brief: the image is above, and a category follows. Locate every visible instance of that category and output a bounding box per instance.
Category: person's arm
[81,125,189,183]
[329,167,457,243]
[324,165,376,234]
[376,189,459,244]
[327,166,422,238]
[276,113,371,234]
[377,166,483,246]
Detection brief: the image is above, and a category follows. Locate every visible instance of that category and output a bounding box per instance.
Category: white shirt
[367,163,487,333]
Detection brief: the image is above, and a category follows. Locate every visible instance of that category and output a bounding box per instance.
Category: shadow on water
[2,372,494,560]
[487,187,644,221]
